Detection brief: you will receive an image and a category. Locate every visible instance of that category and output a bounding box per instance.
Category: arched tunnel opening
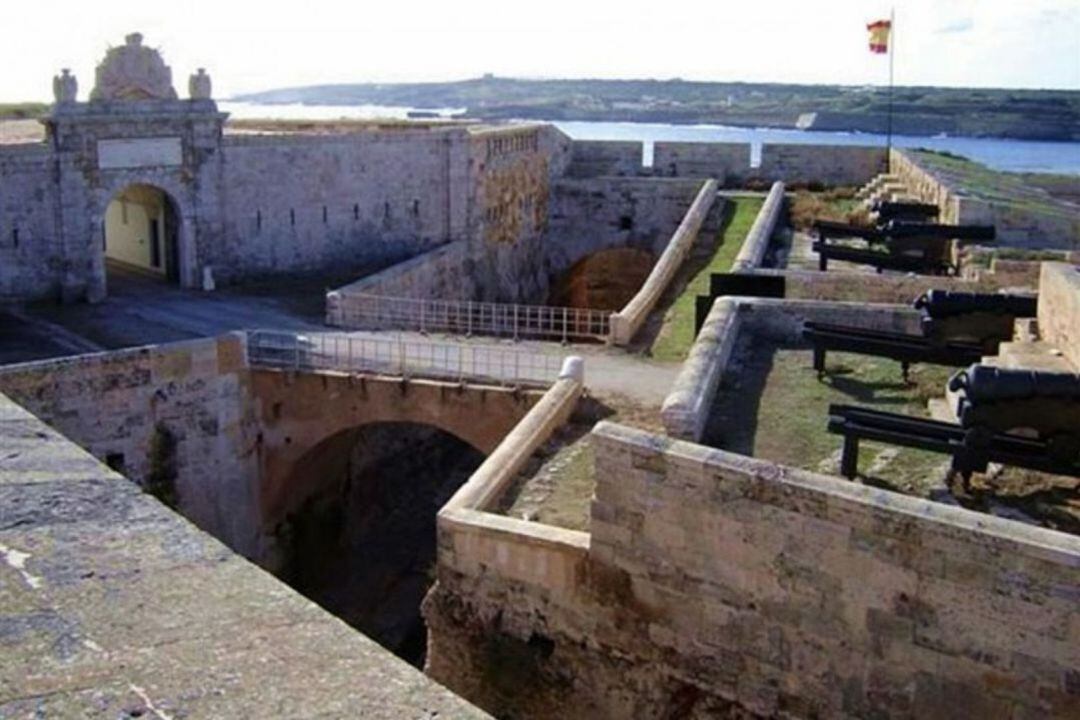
[275,421,486,667]
[547,247,655,311]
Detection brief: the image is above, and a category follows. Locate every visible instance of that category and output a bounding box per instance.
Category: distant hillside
[233,77,1080,142]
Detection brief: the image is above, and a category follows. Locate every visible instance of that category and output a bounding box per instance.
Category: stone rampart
[610,179,720,345]
[566,140,645,177]
[0,334,261,556]
[652,141,750,184]
[425,413,1080,719]
[890,149,1080,249]
[759,143,886,186]
[216,130,466,284]
[1038,262,1080,369]
[652,142,885,187]
[588,422,1080,718]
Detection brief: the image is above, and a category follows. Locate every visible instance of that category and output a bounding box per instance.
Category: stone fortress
[1,35,1078,719]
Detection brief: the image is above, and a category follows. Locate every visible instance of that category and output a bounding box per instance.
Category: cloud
[935,17,975,34]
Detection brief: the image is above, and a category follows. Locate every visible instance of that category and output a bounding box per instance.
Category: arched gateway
[102,183,183,285]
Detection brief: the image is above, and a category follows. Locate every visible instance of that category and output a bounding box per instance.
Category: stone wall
[0,334,261,556]
[759,143,887,186]
[214,130,468,284]
[327,241,476,320]
[756,267,1035,304]
[1038,262,1080,369]
[890,149,1080,250]
[425,419,1080,719]
[566,140,645,178]
[651,142,885,187]
[546,176,720,282]
[0,144,59,300]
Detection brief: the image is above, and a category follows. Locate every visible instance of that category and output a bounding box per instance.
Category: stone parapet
[0,390,488,718]
[730,180,785,271]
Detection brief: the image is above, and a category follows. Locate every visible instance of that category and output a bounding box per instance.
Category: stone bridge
[249,368,542,531]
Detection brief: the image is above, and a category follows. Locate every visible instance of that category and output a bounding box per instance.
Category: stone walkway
[0,392,488,717]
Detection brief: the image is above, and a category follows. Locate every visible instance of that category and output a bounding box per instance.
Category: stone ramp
[0,393,488,718]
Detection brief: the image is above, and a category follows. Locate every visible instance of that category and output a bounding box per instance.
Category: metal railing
[327,293,612,343]
[247,330,564,387]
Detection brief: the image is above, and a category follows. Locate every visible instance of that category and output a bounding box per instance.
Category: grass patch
[707,346,955,494]
[0,102,48,120]
[788,188,864,231]
[648,197,763,362]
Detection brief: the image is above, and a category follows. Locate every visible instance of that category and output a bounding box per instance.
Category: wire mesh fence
[247,330,564,386]
[326,293,612,343]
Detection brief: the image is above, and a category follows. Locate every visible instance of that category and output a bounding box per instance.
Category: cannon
[949,364,1080,464]
[812,220,995,275]
[881,221,996,242]
[871,200,939,222]
[915,290,1038,352]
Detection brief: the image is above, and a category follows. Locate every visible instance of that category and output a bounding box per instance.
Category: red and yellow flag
[867,19,892,54]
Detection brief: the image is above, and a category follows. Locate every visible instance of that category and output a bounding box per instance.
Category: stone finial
[52,68,78,104]
[189,68,212,100]
[90,32,178,101]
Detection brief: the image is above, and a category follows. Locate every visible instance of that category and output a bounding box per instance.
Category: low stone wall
[327,240,476,323]
[652,141,749,184]
[0,334,261,557]
[588,422,1080,719]
[425,359,590,711]
[610,179,720,345]
[652,142,885,186]
[661,298,920,440]
[1038,262,1080,369]
[730,181,785,271]
[760,143,886,186]
[426,415,1080,719]
[566,140,644,177]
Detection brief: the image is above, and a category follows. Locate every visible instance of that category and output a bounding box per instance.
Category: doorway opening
[103,184,181,285]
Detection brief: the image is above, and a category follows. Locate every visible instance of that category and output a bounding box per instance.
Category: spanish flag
[868,19,891,54]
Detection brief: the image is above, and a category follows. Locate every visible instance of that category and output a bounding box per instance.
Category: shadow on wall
[547,248,655,311]
[275,422,485,666]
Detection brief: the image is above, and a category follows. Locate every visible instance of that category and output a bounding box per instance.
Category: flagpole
[886,7,895,173]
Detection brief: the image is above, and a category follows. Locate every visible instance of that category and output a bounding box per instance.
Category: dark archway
[275,421,486,667]
[548,247,655,311]
[103,184,182,287]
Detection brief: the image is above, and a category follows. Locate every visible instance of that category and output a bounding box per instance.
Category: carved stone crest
[90,32,178,101]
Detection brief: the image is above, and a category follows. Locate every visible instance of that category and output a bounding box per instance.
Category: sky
[1,0,1078,102]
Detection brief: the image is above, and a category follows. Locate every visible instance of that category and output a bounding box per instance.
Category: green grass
[710,347,955,494]
[0,102,48,120]
[649,198,763,362]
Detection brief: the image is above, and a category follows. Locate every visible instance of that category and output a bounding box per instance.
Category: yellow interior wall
[105,186,166,275]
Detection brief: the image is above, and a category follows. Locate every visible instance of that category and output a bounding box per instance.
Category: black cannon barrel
[872,200,939,220]
[948,364,1080,402]
[883,221,996,241]
[812,219,884,240]
[913,290,1039,319]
